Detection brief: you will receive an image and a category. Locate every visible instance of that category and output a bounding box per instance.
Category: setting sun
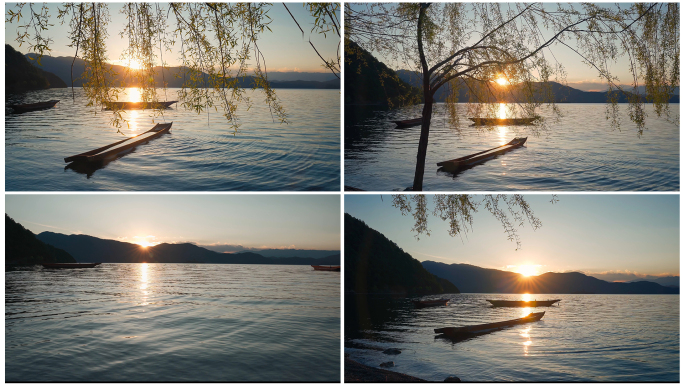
[126,58,143,70]
[137,241,154,248]
[516,264,539,277]
[495,76,509,86]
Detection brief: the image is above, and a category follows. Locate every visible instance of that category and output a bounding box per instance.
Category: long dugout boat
[435,312,545,337]
[64,122,172,163]
[437,137,527,173]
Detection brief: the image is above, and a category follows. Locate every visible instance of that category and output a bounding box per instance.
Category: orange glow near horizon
[137,240,155,248]
[522,293,532,302]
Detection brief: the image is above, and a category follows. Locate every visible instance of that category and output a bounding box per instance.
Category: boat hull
[10,100,59,113]
[487,299,561,307]
[413,299,450,308]
[64,122,172,163]
[41,263,101,269]
[435,312,545,337]
[437,137,527,172]
[392,118,422,128]
[311,265,340,272]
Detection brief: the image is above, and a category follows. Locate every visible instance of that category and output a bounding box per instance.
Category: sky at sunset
[345,194,679,277]
[347,3,650,92]
[4,3,339,73]
[6,195,340,251]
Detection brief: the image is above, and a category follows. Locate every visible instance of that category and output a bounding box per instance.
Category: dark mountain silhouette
[344,40,420,106]
[629,276,680,288]
[5,215,76,265]
[6,45,67,93]
[35,231,338,266]
[24,53,339,89]
[345,214,459,295]
[234,249,340,259]
[396,70,680,104]
[423,261,678,294]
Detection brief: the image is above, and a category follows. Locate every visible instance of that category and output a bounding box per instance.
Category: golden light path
[140,263,149,306]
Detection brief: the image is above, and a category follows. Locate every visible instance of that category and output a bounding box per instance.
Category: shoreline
[345,355,428,382]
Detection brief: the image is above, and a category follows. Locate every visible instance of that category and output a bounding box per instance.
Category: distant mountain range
[588,272,679,288]
[345,214,459,295]
[343,39,678,105]
[36,231,340,266]
[423,261,678,294]
[395,70,680,104]
[23,51,339,89]
[6,215,76,265]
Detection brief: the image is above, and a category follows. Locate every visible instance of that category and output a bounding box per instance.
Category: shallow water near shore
[345,103,679,191]
[6,264,340,381]
[6,88,340,191]
[345,293,679,382]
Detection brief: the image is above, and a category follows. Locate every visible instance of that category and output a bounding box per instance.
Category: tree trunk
[412,91,433,191]
[412,3,432,192]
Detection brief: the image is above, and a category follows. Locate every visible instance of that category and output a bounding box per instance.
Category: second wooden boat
[311,265,341,272]
[10,100,59,113]
[104,101,177,110]
[435,312,545,337]
[487,299,561,307]
[392,117,422,128]
[64,122,172,163]
[437,137,527,172]
[413,298,450,308]
[42,263,101,269]
[469,117,539,125]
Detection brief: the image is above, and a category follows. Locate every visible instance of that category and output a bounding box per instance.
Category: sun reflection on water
[128,87,142,103]
[520,325,533,356]
[498,103,507,119]
[140,263,149,306]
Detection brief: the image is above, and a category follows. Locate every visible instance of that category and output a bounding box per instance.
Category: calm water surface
[346,294,679,382]
[345,104,679,191]
[6,264,340,382]
[6,88,340,191]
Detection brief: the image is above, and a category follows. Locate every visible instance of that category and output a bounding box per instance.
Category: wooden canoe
[10,100,59,113]
[413,298,450,308]
[435,312,545,337]
[392,117,422,128]
[64,122,172,163]
[437,137,527,172]
[312,265,341,272]
[42,263,101,269]
[104,101,177,110]
[469,117,539,126]
[487,299,561,307]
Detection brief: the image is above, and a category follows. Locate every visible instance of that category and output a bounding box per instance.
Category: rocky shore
[345,355,427,382]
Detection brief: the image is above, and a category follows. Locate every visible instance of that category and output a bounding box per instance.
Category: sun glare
[516,264,539,277]
[496,76,509,86]
[127,58,143,70]
[138,241,154,248]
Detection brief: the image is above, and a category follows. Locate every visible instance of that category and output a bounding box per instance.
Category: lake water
[345,294,679,382]
[6,88,340,191]
[6,264,340,382]
[345,103,679,191]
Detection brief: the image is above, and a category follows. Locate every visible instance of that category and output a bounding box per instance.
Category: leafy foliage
[7,2,340,132]
[392,194,547,250]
